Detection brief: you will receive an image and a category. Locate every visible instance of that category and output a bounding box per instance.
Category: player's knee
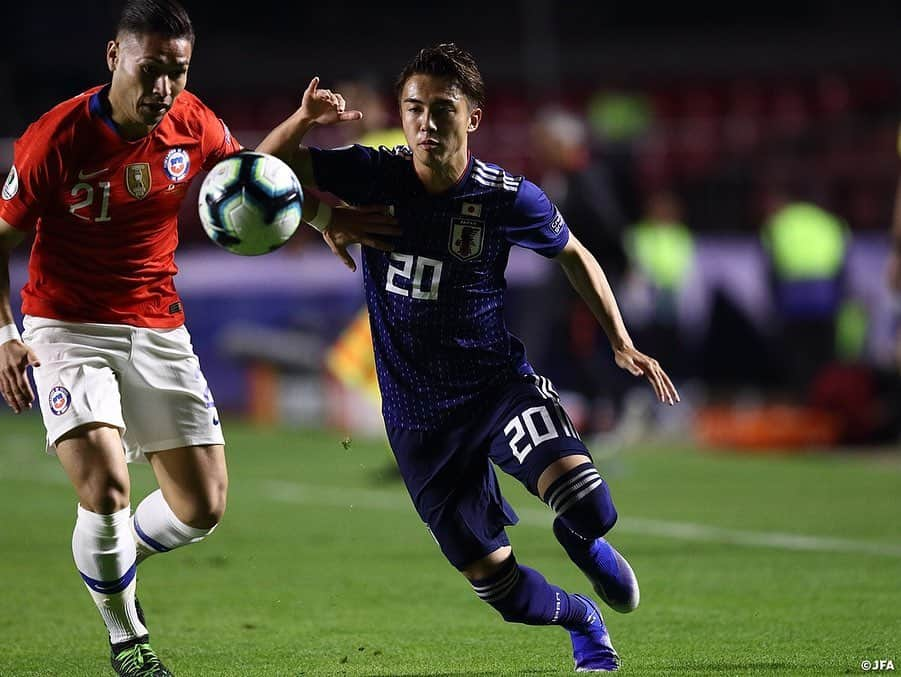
[182,481,228,529]
[545,462,617,540]
[80,477,130,515]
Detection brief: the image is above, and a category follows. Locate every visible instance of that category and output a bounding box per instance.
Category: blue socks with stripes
[131,489,217,565]
[469,555,591,629]
[544,462,617,539]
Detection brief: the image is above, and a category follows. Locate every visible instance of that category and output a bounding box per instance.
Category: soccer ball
[198,151,303,256]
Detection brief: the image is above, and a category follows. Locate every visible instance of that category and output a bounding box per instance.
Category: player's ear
[106,40,119,72]
[467,106,482,133]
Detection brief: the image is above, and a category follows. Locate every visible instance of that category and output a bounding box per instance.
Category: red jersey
[0,85,242,327]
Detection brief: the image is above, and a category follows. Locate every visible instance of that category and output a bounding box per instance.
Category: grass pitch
[1,413,898,675]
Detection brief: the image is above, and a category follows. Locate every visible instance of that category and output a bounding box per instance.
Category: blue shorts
[386,374,590,570]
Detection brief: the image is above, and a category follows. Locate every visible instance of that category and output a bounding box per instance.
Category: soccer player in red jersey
[0,1,390,674]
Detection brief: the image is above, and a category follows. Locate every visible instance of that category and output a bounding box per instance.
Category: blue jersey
[310,144,570,429]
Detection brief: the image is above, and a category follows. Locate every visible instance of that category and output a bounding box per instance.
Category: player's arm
[0,217,40,413]
[555,233,679,405]
[256,77,398,271]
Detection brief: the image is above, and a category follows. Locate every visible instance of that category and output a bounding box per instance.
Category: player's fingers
[0,372,22,413]
[340,250,357,271]
[658,368,680,404]
[334,93,346,112]
[305,76,320,97]
[11,361,35,407]
[27,348,41,368]
[647,369,667,403]
[328,241,357,271]
[622,358,643,377]
[338,110,364,122]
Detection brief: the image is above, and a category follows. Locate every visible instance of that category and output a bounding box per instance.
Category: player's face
[107,31,192,135]
[400,74,481,169]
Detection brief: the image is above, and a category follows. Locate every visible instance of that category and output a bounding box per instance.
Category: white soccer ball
[198,151,303,256]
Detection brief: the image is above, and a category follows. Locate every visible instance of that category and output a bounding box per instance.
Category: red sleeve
[0,122,60,231]
[196,101,243,170]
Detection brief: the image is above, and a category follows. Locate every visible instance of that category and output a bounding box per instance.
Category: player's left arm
[555,233,680,405]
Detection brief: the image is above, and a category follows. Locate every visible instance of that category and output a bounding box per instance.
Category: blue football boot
[569,594,619,672]
[554,520,639,613]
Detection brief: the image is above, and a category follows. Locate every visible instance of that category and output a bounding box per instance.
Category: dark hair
[116,0,194,43]
[394,43,485,109]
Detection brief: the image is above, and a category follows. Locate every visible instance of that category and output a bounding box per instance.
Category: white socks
[72,505,147,644]
[131,489,217,565]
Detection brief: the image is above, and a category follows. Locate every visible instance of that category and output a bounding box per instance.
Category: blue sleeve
[308,144,381,205]
[504,179,570,257]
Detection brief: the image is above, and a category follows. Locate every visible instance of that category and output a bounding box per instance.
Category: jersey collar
[89,85,120,136]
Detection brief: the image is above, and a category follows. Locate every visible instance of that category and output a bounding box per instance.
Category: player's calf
[468,554,593,629]
[131,489,221,565]
[545,463,639,613]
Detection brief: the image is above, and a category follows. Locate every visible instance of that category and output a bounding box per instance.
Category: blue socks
[469,555,590,629]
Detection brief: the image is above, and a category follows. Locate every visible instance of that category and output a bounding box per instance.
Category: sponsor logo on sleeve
[49,386,71,416]
[2,165,18,200]
[163,148,190,181]
[549,206,565,234]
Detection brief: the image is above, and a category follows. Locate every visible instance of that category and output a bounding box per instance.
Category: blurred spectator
[760,190,850,398]
[622,189,696,382]
[529,107,632,433]
[334,78,406,150]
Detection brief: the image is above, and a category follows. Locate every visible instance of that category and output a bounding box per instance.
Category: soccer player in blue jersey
[260,44,680,672]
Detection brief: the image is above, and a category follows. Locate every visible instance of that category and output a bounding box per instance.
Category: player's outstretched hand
[300,77,363,127]
[325,205,400,271]
[614,346,680,405]
[0,339,40,414]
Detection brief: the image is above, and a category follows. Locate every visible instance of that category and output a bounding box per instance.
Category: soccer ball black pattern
[198,151,303,256]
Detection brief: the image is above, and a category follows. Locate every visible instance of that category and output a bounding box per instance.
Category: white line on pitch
[263,480,901,559]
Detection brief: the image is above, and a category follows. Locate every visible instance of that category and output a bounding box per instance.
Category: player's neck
[105,89,155,141]
[414,152,469,194]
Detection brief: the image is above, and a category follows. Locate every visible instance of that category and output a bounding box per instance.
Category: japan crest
[163,148,190,181]
[449,217,484,261]
[125,163,151,199]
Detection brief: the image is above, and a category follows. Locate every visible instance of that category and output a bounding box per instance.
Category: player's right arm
[257,77,399,270]
[0,217,40,413]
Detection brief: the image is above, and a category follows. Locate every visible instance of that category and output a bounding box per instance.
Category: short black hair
[394,43,485,109]
[116,0,194,43]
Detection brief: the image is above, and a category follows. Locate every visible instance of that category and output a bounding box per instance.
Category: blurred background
[2,0,900,450]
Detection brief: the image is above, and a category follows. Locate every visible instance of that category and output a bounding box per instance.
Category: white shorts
[23,316,225,464]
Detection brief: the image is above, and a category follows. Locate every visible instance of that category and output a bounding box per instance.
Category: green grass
[1,413,899,675]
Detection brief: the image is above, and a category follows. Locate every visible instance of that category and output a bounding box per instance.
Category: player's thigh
[22,317,128,452]
[488,374,591,495]
[386,424,518,571]
[55,423,131,513]
[119,325,224,462]
[148,444,227,528]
